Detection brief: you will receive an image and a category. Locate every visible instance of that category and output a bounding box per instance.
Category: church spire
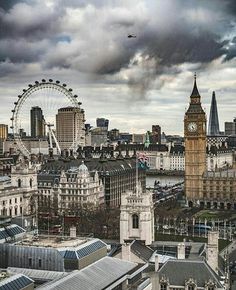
[190,72,201,98]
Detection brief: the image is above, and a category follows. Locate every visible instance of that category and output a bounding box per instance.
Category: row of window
[1,207,22,216]
[2,197,22,206]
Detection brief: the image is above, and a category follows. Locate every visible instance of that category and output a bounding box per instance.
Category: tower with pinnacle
[208,91,220,135]
[120,183,154,245]
[184,74,207,206]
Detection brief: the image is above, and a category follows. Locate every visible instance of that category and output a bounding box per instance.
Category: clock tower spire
[184,74,206,207]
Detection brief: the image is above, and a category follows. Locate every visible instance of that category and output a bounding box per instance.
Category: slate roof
[131,240,154,262]
[7,267,69,283]
[40,155,139,176]
[190,77,201,98]
[0,224,25,242]
[0,273,34,290]
[170,145,185,154]
[58,239,107,260]
[159,259,223,288]
[37,257,137,290]
[186,78,205,115]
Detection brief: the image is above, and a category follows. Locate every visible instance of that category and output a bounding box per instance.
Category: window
[15,208,17,215]
[208,287,214,290]
[18,179,21,188]
[30,179,33,188]
[160,283,167,290]
[15,198,17,203]
[188,285,195,290]
[29,258,32,267]
[132,214,139,229]
[38,259,42,268]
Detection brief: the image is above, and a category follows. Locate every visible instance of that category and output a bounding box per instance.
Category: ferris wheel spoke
[11,80,84,157]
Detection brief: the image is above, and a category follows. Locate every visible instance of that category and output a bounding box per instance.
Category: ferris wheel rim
[11,79,82,158]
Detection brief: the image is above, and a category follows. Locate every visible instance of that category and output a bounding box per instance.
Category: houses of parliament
[184,75,236,210]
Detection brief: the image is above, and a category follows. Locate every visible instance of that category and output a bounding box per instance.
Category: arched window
[18,179,21,188]
[132,214,139,229]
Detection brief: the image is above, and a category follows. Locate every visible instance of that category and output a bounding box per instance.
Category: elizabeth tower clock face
[188,122,197,132]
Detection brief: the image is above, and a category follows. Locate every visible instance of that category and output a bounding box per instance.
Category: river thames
[146,175,184,188]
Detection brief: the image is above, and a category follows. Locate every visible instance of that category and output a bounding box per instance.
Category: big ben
[184,74,206,206]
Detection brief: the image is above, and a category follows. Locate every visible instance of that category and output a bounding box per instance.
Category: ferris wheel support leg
[50,129,61,155]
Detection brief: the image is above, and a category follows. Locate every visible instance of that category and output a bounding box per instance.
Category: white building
[0,159,37,217]
[38,163,104,215]
[120,183,154,246]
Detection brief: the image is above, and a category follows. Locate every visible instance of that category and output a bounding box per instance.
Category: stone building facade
[38,162,104,215]
[0,159,37,218]
[120,183,154,245]
[38,148,146,209]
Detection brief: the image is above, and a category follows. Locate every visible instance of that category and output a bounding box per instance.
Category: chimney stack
[177,243,185,259]
[155,254,159,271]
[121,243,131,261]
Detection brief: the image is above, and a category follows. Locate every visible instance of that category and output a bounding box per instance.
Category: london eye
[11,79,84,158]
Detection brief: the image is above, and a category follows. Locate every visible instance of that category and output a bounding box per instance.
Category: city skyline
[0,0,236,134]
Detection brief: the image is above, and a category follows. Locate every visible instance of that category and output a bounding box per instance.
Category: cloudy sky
[1,0,236,135]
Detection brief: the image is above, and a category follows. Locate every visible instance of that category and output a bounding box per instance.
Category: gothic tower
[184,75,206,206]
[208,91,220,135]
[120,183,154,245]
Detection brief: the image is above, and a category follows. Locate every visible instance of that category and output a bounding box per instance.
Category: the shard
[208,91,220,135]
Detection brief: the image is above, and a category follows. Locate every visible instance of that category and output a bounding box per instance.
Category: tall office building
[151,125,161,144]
[96,118,109,130]
[208,91,220,135]
[30,106,45,138]
[0,124,8,154]
[56,106,85,150]
[0,124,8,139]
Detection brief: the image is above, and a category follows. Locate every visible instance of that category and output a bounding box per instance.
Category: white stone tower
[120,183,154,245]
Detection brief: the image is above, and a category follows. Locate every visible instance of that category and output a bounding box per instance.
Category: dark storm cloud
[0,0,27,11]
[1,0,236,99]
[0,1,62,40]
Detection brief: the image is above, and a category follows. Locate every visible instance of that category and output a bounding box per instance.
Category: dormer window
[205,280,215,290]
[185,278,196,290]
[160,283,167,290]
[159,275,169,290]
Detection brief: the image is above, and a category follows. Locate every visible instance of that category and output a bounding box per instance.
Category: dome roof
[78,162,88,172]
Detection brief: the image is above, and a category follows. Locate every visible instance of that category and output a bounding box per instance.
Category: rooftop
[37,257,138,290]
[159,259,222,288]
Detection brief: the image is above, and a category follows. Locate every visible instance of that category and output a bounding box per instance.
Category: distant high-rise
[96,118,109,130]
[225,118,236,136]
[56,106,85,150]
[208,91,220,135]
[0,124,8,139]
[151,125,161,144]
[0,124,8,154]
[30,106,45,138]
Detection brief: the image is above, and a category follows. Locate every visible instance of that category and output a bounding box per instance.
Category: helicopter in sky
[128,34,137,38]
